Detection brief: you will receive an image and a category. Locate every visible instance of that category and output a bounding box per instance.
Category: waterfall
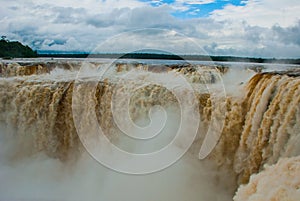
[0,60,299,201]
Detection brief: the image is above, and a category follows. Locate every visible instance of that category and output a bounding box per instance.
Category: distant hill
[0,38,37,58]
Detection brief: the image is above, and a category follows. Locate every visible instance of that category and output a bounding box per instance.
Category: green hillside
[0,37,37,58]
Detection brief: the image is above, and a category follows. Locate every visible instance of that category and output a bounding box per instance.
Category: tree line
[0,36,37,58]
[1,37,299,65]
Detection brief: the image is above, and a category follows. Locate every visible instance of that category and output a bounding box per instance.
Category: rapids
[0,59,299,201]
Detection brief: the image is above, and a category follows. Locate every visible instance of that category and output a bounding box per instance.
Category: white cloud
[0,0,299,58]
[170,0,215,12]
[189,8,201,15]
[210,0,300,28]
[176,0,215,5]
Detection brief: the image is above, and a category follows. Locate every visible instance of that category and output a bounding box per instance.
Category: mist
[0,120,236,201]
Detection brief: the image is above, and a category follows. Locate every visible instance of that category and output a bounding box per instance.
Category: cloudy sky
[1,0,299,57]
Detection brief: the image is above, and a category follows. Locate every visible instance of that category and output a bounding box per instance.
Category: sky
[0,0,299,58]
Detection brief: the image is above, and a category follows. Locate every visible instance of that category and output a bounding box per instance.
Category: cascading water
[0,59,299,201]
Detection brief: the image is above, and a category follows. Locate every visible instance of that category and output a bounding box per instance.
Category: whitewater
[0,58,299,201]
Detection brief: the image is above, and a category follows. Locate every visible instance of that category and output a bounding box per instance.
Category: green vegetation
[0,36,37,58]
[38,52,300,65]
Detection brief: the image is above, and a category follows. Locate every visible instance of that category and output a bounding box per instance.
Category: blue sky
[139,0,246,18]
[0,0,299,58]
